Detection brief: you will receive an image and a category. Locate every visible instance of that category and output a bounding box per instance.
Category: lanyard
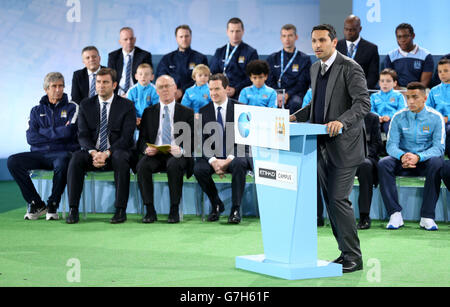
[278,48,299,88]
[223,43,239,74]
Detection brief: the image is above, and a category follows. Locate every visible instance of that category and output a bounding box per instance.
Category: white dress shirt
[320,50,338,74]
[87,66,101,95]
[118,48,135,95]
[209,98,235,165]
[345,36,361,58]
[94,94,114,151]
[156,101,176,146]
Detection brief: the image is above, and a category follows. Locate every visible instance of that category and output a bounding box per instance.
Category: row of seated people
[70,17,449,119]
[7,68,450,231]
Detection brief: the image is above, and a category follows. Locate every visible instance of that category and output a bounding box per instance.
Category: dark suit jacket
[137,102,195,178]
[71,66,106,104]
[294,51,371,168]
[337,38,380,90]
[77,95,136,153]
[107,47,153,86]
[199,98,250,160]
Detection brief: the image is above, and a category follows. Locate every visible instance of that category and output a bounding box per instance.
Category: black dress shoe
[168,205,180,223]
[110,208,127,224]
[66,208,79,224]
[317,216,324,227]
[357,216,371,230]
[332,255,344,264]
[342,258,363,273]
[143,205,157,223]
[228,208,241,224]
[207,202,224,222]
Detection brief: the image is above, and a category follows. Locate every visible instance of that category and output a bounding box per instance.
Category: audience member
[108,27,153,96]
[337,15,380,90]
[66,68,136,224]
[156,25,208,102]
[181,64,211,114]
[209,18,258,100]
[238,60,276,108]
[370,68,406,134]
[136,75,194,224]
[267,24,311,114]
[426,58,450,156]
[378,82,444,231]
[194,74,253,224]
[431,53,450,88]
[301,88,312,108]
[384,23,434,88]
[8,72,79,220]
[71,46,105,104]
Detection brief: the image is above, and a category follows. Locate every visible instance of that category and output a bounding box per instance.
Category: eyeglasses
[156,84,174,90]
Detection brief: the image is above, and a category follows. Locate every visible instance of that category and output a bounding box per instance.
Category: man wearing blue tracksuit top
[238,84,277,108]
[181,83,211,113]
[7,72,79,221]
[378,82,445,231]
[209,18,258,100]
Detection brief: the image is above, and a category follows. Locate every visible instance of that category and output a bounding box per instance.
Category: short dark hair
[97,67,117,83]
[380,68,399,83]
[311,24,337,41]
[175,24,192,36]
[396,23,414,36]
[209,73,229,89]
[281,24,297,35]
[438,58,450,66]
[406,81,426,93]
[227,17,244,30]
[246,60,270,77]
[81,46,99,55]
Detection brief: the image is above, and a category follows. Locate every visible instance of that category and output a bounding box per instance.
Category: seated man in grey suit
[194,73,253,224]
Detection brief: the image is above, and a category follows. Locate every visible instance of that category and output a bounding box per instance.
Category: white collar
[122,48,135,58]
[99,94,114,104]
[346,36,361,48]
[321,50,338,69]
[87,66,101,76]
[399,44,418,57]
[213,98,228,111]
[160,100,176,113]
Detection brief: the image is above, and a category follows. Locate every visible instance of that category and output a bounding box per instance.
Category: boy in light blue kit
[426,58,450,156]
[127,63,159,127]
[239,60,276,108]
[370,68,406,134]
[181,64,211,114]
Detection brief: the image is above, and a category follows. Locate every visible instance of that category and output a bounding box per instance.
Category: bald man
[336,15,380,90]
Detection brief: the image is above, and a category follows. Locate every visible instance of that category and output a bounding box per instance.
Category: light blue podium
[235,122,342,280]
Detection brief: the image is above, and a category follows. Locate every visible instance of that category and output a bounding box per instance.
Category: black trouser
[317,144,361,261]
[194,157,252,210]
[7,151,72,206]
[67,150,131,209]
[442,160,450,191]
[137,154,188,207]
[355,158,377,215]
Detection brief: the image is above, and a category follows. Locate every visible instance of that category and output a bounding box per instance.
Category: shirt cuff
[208,157,217,165]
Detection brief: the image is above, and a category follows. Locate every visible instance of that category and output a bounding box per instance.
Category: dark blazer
[137,102,195,178]
[71,66,106,104]
[294,51,371,168]
[199,98,249,159]
[337,38,380,90]
[77,95,136,153]
[107,47,153,86]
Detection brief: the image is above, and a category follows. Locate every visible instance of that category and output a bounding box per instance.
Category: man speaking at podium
[291,24,370,273]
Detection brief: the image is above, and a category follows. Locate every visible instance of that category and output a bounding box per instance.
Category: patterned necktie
[124,54,132,93]
[161,105,171,145]
[89,73,96,98]
[348,43,355,58]
[217,106,226,157]
[99,102,108,152]
[321,63,328,76]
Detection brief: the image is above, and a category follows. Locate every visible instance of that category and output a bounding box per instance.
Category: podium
[235,122,342,280]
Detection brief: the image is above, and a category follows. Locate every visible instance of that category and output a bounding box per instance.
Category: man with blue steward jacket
[7,72,79,221]
[378,82,445,231]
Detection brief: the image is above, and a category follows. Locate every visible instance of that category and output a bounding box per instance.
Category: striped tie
[217,106,226,157]
[99,102,108,152]
[124,54,132,93]
[89,73,96,97]
[161,105,171,145]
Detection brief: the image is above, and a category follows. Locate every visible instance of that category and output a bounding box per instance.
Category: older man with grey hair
[7,72,79,221]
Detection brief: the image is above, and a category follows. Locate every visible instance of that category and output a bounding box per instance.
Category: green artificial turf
[0,181,449,287]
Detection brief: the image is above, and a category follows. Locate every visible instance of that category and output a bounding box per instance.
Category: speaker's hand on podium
[326,120,343,137]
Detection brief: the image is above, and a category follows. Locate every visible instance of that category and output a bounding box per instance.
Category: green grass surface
[0,181,449,287]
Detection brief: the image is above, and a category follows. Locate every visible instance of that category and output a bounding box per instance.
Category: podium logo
[237,112,251,138]
[259,168,277,180]
[259,168,294,184]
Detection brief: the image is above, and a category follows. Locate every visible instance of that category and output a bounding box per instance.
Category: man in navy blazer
[107,27,153,96]
[194,74,253,224]
[66,68,136,224]
[71,46,105,104]
[336,15,380,90]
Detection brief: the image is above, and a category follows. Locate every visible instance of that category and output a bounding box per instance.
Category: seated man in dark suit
[71,46,105,104]
[336,15,380,90]
[194,73,253,224]
[108,27,153,96]
[66,68,136,224]
[136,75,194,224]
[155,25,208,102]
